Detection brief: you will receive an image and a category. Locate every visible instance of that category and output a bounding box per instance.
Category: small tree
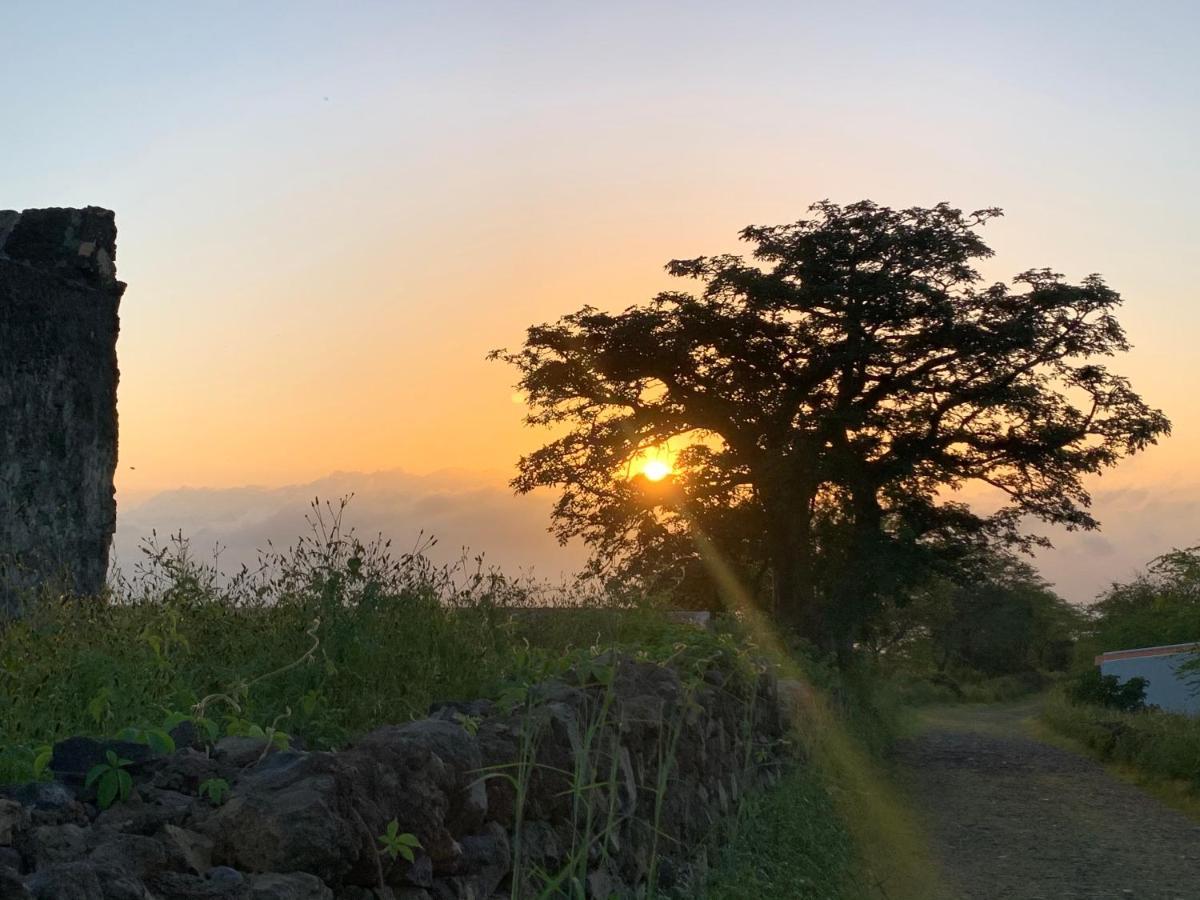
[494,201,1169,651]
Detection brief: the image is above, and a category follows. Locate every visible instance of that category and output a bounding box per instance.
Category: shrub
[1043,693,1200,786]
[1065,668,1147,712]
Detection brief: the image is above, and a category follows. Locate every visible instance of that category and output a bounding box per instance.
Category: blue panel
[1100,653,1200,715]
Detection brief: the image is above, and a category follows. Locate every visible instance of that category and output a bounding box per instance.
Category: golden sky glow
[3,4,1196,581]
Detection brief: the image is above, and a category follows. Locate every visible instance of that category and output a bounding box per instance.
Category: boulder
[0,782,86,827]
[203,752,365,885]
[0,800,29,845]
[49,739,155,789]
[159,825,213,875]
[246,872,333,900]
[23,861,104,900]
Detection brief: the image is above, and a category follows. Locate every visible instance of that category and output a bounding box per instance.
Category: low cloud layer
[114,470,1199,606]
[113,469,590,585]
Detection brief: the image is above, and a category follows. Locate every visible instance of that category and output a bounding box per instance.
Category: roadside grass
[705,655,950,900]
[1037,692,1200,821]
[892,669,1056,707]
[798,691,950,900]
[706,764,855,899]
[0,504,689,783]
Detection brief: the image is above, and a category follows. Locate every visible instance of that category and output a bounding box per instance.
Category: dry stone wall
[0,207,123,612]
[0,653,792,899]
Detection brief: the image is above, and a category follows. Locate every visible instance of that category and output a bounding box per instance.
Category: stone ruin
[0,207,124,612]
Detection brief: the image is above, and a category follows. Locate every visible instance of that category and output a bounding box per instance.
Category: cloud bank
[115,470,1200,606]
[113,469,589,585]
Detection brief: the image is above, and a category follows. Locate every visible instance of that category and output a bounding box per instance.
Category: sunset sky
[3,2,1198,600]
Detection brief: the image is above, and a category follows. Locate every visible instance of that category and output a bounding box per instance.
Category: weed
[198,777,230,806]
[85,749,133,809]
[378,819,422,862]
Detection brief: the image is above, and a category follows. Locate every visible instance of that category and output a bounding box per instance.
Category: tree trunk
[763,484,824,647]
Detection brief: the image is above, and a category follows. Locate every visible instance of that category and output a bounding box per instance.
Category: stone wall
[0,653,792,899]
[0,207,124,612]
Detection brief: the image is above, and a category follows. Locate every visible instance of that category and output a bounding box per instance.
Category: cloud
[114,470,1200,607]
[113,469,589,584]
[1028,483,1200,604]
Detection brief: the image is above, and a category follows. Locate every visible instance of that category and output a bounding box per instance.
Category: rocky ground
[893,700,1200,900]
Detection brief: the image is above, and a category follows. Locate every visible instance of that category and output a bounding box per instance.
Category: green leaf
[116,769,132,801]
[145,730,175,755]
[105,750,119,766]
[85,764,106,788]
[32,747,52,779]
[162,711,190,731]
[97,773,118,809]
[398,845,415,863]
[397,834,421,848]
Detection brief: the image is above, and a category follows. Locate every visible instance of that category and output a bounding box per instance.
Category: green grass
[706,766,855,899]
[1041,691,1200,787]
[704,656,949,900]
[0,508,691,783]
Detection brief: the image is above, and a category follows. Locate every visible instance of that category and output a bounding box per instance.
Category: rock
[0,864,31,899]
[94,787,192,835]
[50,738,155,788]
[442,823,508,898]
[355,720,487,837]
[0,800,30,845]
[160,825,213,875]
[153,870,247,899]
[205,867,245,886]
[89,832,167,880]
[397,853,432,888]
[152,750,227,795]
[0,846,22,873]
[212,737,274,769]
[246,872,334,900]
[203,753,363,886]
[23,861,104,899]
[18,823,88,870]
[168,721,203,752]
[0,783,86,827]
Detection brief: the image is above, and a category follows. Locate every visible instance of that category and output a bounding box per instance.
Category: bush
[1042,693,1200,786]
[1065,668,1147,712]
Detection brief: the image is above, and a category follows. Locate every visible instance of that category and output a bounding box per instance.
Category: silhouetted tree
[903,550,1082,676]
[493,201,1169,652]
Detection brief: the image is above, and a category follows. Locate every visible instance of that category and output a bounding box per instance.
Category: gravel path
[893,701,1200,900]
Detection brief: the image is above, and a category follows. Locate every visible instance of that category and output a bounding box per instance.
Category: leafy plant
[115,726,176,755]
[163,710,220,744]
[378,819,421,862]
[1066,669,1148,712]
[85,750,133,809]
[198,777,230,806]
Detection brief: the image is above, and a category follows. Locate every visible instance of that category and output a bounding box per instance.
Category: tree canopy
[493,201,1169,652]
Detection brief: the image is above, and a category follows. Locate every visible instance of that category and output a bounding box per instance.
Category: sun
[641,458,672,481]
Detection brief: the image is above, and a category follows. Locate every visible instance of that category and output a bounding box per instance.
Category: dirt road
[892,700,1200,900]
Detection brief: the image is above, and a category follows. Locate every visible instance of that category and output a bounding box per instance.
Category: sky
[3,2,1198,602]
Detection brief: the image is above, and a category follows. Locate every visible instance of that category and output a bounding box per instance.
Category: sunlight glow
[642,458,672,481]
